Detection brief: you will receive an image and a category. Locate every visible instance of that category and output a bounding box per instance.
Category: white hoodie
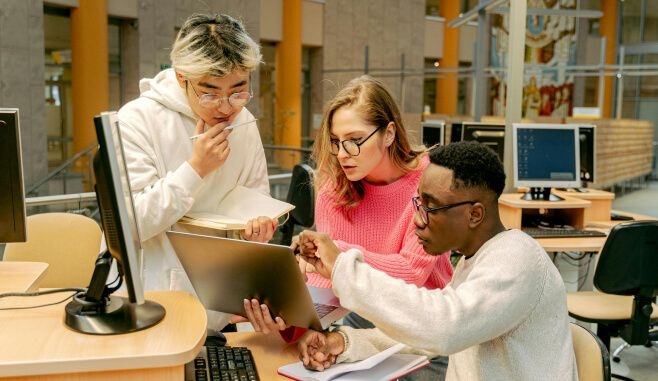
[117,68,269,329]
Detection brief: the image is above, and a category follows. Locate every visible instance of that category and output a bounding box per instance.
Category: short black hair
[428,141,506,197]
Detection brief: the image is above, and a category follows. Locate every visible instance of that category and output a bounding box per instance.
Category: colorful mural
[490,0,577,118]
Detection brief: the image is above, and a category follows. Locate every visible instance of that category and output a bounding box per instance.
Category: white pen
[189,119,258,141]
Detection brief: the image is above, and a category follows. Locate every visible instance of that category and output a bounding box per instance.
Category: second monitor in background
[0,108,26,243]
[420,119,445,147]
[461,122,505,160]
[578,125,596,190]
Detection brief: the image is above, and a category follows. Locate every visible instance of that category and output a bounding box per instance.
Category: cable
[0,288,84,311]
[0,287,85,299]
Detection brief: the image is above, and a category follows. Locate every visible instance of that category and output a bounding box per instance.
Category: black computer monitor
[0,108,26,243]
[579,125,596,187]
[449,121,463,143]
[461,122,506,160]
[421,119,445,147]
[512,123,581,201]
[64,111,165,335]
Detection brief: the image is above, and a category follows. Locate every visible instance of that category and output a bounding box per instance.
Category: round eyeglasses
[412,196,476,225]
[330,126,382,157]
[187,80,252,109]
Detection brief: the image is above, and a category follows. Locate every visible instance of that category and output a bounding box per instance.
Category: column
[436,0,460,115]
[70,0,109,156]
[275,0,302,169]
[599,0,617,118]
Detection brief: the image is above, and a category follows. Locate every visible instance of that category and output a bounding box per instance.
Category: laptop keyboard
[185,345,259,381]
[314,302,338,318]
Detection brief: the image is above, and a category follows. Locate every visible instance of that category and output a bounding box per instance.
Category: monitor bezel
[512,123,582,189]
[420,119,445,147]
[578,125,596,184]
[0,108,27,243]
[94,111,145,304]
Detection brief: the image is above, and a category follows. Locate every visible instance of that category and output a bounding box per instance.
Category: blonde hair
[312,75,425,211]
[170,13,261,79]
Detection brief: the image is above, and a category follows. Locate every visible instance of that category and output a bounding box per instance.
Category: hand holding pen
[187,118,239,178]
[189,118,257,141]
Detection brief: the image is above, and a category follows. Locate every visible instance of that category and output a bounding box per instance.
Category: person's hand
[291,236,316,281]
[232,299,287,333]
[188,119,233,178]
[298,330,345,371]
[241,216,278,242]
[297,230,341,279]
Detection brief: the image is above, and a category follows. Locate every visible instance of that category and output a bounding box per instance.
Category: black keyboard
[186,345,259,381]
[523,227,607,238]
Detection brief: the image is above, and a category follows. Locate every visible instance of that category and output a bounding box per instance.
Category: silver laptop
[166,230,349,331]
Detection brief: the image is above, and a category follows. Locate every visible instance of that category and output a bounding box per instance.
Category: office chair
[3,212,102,288]
[567,220,658,381]
[571,322,611,381]
[278,163,315,246]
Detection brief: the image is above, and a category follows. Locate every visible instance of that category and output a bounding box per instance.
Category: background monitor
[0,108,26,243]
[449,121,463,143]
[512,123,581,201]
[578,125,596,186]
[421,119,445,147]
[461,122,506,160]
[65,111,165,335]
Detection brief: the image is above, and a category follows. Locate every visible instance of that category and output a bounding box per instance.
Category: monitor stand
[520,187,564,202]
[65,294,166,335]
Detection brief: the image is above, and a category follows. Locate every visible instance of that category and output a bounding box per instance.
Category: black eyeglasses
[186,80,252,109]
[330,126,382,156]
[412,196,476,225]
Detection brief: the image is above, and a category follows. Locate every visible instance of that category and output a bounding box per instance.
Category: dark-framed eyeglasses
[330,126,383,156]
[412,196,476,225]
[186,80,252,109]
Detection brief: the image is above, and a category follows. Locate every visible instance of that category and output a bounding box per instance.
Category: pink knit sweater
[307,156,453,290]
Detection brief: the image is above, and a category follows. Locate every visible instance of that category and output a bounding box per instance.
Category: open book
[178,185,295,230]
[278,343,429,381]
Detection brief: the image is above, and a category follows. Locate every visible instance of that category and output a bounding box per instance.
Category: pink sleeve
[279,326,308,343]
[334,220,453,289]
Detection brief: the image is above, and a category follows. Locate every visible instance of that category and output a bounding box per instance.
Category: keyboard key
[185,345,260,381]
[314,302,338,318]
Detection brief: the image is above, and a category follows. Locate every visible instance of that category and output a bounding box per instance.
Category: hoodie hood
[138,68,196,119]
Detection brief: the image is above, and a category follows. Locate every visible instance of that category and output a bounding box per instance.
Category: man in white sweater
[296,141,578,381]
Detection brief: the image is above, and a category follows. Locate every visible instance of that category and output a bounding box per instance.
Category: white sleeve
[332,237,548,355]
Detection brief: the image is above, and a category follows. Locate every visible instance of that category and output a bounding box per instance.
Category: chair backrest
[3,212,102,288]
[594,220,658,295]
[593,220,658,345]
[571,322,611,381]
[278,163,315,245]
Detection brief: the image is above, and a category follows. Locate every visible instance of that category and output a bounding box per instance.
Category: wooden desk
[552,188,614,222]
[225,332,299,381]
[0,261,49,293]
[0,290,206,380]
[499,192,592,230]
